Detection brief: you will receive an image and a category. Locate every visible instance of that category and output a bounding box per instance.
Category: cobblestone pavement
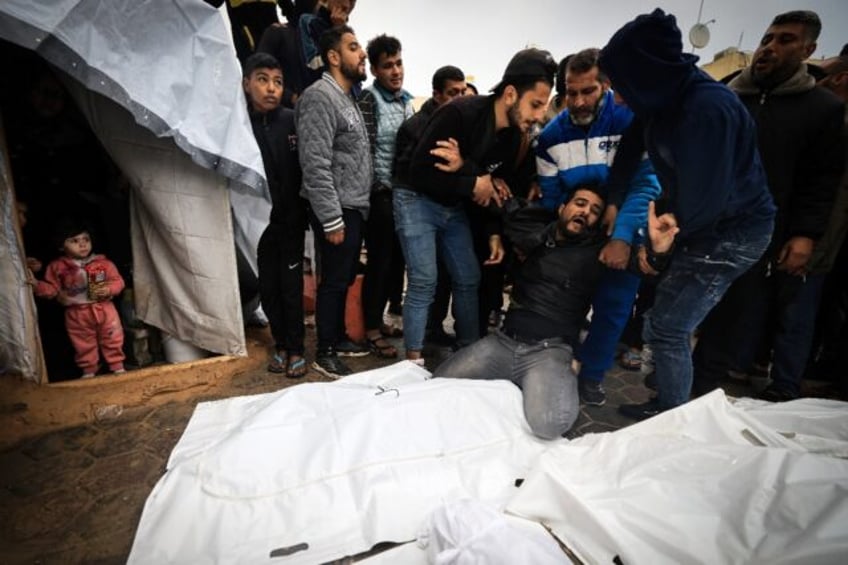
[0,326,814,564]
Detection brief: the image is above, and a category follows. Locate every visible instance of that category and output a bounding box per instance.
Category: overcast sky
[349,0,847,96]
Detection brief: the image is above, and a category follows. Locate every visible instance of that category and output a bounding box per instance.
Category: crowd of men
[237,1,847,439]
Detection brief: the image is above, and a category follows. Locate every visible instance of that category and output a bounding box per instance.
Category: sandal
[380,323,403,338]
[267,351,286,373]
[367,335,398,359]
[286,355,307,378]
[618,349,642,371]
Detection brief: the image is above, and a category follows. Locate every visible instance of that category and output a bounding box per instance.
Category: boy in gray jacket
[296,24,372,378]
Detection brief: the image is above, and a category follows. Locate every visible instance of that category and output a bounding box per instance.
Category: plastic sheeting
[128,362,557,564]
[0,0,273,360]
[0,0,265,193]
[418,500,564,564]
[0,121,45,381]
[506,390,848,564]
[130,380,848,564]
[65,82,246,355]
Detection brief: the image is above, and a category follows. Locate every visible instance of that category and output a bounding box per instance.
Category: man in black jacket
[433,188,678,439]
[692,10,845,401]
[243,53,308,378]
[393,49,556,366]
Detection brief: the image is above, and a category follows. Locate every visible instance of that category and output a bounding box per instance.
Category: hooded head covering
[599,8,699,117]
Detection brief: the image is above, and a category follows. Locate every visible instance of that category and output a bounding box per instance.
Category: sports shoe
[335,338,370,357]
[758,385,798,403]
[618,400,662,421]
[644,371,657,391]
[312,349,352,379]
[578,380,606,406]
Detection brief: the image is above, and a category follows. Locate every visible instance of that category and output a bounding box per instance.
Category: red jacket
[36,254,124,306]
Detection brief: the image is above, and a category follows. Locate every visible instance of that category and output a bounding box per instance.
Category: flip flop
[286,355,307,378]
[367,336,398,359]
[380,323,403,338]
[267,352,286,373]
[618,350,642,371]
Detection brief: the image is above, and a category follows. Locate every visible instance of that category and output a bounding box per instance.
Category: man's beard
[569,95,603,126]
[341,59,366,82]
[507,103,521,128]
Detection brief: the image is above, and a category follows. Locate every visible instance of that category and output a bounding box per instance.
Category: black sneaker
[758,385,798,403]
[578,380,606,406]
[312,349,352,379]
[335,338,370,357]
[644,371,657,391]
[618,400,662,421]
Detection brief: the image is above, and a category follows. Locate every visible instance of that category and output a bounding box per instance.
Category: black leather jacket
[502,203,606,346]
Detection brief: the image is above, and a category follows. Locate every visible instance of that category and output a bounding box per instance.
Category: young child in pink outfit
[34,222,126,378]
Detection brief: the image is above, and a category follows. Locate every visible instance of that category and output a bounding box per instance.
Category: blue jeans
[432,330,578,439]
[393,188,480,351]
[578,267,642,382]
[645,221,772,409]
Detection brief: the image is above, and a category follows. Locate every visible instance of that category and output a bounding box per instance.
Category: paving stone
[141,401,195,431]
[3,449,95,498]
[2,486,90,543]
[138,423,183,465]
[85,421,150,458]
[77,451,162,497]
[20,426,99,461]
[71,489,148,560]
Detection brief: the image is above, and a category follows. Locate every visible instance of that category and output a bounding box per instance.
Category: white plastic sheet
[0,0,272,356]
[506,391,848,564]
[418,500,564,565]
[128,362,557,564]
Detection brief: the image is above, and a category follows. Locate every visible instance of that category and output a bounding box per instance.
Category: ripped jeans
[645,220,773,409]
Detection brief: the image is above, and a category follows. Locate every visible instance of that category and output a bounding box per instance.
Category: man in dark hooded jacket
[599,9,776,419]
[692,11,845,402]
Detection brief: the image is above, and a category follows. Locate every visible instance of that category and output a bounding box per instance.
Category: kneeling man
[432,187,678,438]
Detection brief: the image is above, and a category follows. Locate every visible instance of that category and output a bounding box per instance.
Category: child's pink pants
[65,302,125,374]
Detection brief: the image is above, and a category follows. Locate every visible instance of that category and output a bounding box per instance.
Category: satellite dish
[689,23,711,49]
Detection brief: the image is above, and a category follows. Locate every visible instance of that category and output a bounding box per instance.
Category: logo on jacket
[342,107,361,132]
[288,134,298,152]
[486,161,503,173]
[598,139,620,152]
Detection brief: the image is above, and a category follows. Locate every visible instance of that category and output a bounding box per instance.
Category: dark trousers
[362,191,403,330]
[620,279,656,349]
[310,208,364,351]
[257,222,305,355]
[693,254,823,397]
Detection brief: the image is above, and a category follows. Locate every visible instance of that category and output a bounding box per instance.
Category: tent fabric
[128,362,556,564]
[0,126,45,381]
[506,390,848,564]
[0,0,273,359]
[0,0,265,194]
[65,81,245,355]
